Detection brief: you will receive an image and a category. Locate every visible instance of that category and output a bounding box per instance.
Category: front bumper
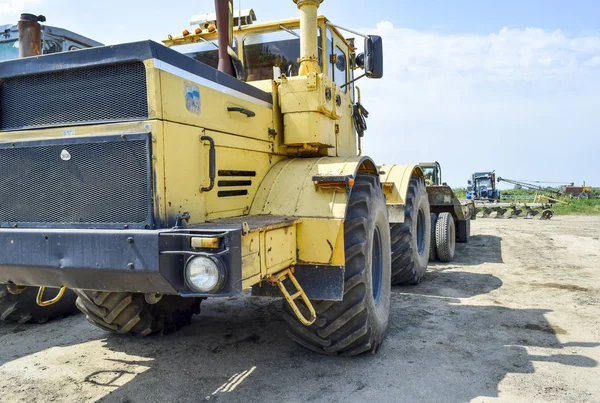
[0,227,242,297]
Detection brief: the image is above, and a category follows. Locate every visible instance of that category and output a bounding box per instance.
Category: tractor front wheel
[283,173,391,356]
[74,290,202,336]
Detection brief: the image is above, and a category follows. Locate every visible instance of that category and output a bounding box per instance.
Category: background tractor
[466,171,500,201]
[0,0,430,355]
[420,162,473,262]
[0,14,102,324]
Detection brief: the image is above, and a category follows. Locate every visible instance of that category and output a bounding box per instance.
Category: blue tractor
[466,172,500,201]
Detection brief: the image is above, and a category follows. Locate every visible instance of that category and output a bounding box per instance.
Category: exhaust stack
[18,13,46,58]
[294,0,323,76]
[214,0,234,76]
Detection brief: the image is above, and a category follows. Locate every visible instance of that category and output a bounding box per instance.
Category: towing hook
[36,286,67,307]
[174,212,191,228]
[7,284,28,295]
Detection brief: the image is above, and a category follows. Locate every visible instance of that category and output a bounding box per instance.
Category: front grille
[0,62,148,131]
[0,134,152,227]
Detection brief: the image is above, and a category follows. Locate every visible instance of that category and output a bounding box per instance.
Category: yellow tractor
[0,0,429,355]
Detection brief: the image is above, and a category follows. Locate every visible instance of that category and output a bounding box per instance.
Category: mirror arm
[340,73,366,89]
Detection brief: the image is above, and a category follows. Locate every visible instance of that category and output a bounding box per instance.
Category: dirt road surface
[1,216,599,402]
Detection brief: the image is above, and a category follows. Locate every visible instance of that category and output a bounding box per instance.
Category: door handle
[227,106,256,117]
[200,135,216,192]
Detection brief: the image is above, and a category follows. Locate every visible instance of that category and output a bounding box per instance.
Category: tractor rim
[371,226,383,304]
[416,208,426,255]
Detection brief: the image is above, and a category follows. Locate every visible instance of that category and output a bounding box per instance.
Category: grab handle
[200,135,216,192]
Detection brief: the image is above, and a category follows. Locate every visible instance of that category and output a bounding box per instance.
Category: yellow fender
[250,156,378,266]
[379,164,425,223]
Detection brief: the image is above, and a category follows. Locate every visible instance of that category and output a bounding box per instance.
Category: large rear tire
[283,174,391,356]
[74,290,202,336]
[390,176,431,285]
[0,285,78,324]
[435,212,456,262]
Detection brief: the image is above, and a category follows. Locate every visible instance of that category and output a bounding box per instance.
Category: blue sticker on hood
[184,82,200,114]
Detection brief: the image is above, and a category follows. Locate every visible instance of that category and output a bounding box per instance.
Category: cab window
[0,41,19,62]
[175,39,238,69]
[243,27,324,81]
[244,30,301,81]
[334,45,348,92]
[326,28,334,81]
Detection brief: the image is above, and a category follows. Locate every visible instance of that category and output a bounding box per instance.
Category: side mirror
[468,180,472,185]
[364,35,383,79]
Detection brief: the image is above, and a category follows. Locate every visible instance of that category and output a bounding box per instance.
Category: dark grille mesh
[0,62,148,131]
[0,136,151,225]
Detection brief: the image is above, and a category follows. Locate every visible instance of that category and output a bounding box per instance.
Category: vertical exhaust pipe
[214,0,234,76]
[294,0,323,76]
[18,13,46,58]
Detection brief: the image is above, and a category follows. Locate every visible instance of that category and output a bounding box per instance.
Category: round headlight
[184,256,225,293]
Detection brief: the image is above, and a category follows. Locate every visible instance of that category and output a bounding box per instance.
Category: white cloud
[0,0,42,17]
[357,22,600,187]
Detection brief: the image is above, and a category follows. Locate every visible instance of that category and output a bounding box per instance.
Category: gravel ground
[1,215,599,403]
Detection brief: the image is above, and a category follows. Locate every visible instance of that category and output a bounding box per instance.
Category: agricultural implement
[0,14,102,324]
[474,201,556,219]
[467,174,562,219]
[0,0,432,355]
[420,162,473,262]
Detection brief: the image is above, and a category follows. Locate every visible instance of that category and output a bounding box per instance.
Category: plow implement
[475,195,567,219]
[475,202,554,219]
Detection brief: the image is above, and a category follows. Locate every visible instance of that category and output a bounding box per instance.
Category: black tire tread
[0,285,78,324]
[435,212,456,262]
[283,174,389,356]
[390,176,430,284]
[74,290,202,336]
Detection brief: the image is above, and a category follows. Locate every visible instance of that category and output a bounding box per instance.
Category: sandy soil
[1,215,599,403]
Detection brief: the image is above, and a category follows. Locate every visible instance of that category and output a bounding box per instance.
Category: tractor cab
[164,10,357,89]
[162,7,381,157]
[419,161,442,186]
[0,21,102,62]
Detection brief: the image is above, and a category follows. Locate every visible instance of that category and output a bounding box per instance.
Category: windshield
[244,29,301,81]
[243,28,323,81]
[476,178,493,188]
[422,168,435,185]
[174,40,230,69]
[0,40,19,62]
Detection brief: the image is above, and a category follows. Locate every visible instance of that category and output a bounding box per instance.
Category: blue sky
[2,0,599,187]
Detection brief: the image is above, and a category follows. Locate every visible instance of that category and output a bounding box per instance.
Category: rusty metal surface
[214,0,234,76]
[17,14,45,58]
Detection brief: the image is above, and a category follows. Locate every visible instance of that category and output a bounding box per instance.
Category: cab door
[325,26,356,157]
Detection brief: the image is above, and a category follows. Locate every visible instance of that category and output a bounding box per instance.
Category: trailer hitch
[36,286,67,307]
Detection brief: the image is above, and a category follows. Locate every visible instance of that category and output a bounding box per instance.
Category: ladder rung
[290,291,303,300]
